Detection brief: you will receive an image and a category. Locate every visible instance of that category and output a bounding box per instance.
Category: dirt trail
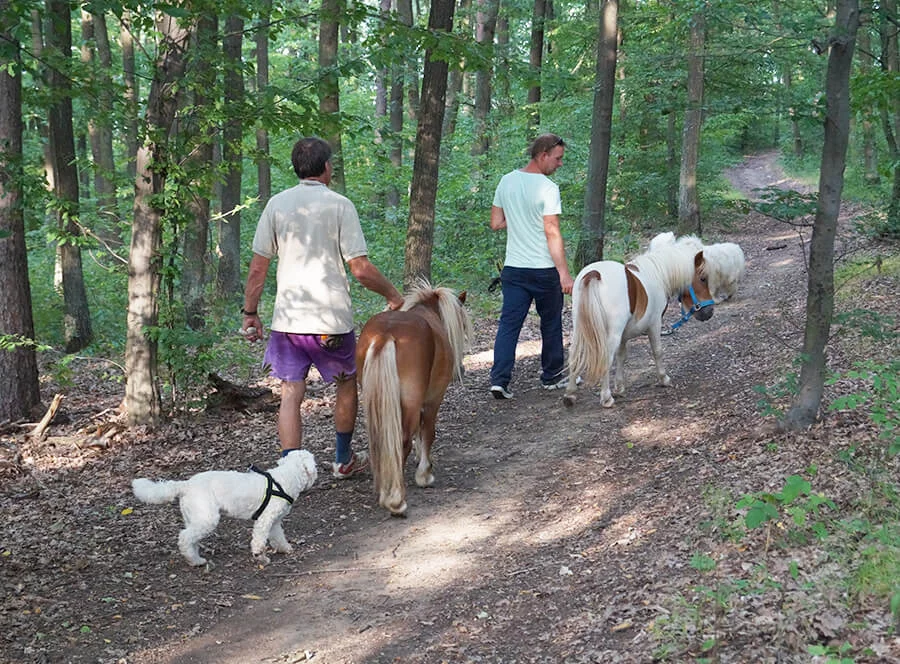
[139,153,810,664]
[3,152,851,664]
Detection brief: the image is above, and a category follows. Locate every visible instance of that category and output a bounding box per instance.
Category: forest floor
[2,151,899,664]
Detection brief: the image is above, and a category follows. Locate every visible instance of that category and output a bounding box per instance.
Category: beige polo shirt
[251,180,368,334]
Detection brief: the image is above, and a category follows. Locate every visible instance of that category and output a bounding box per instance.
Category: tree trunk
[856,16,879,184]
[442,0,471,144]
[120,10,139,181]
[0,7,41,421]
[47,0,92,353]
[471,0,498,157]
[879,0,899,228]
[182,15,217,330]
[677,8,705,236]
[216,14,244,301]
[81,9,119,247]
[398,0,419,125]
[126,12,192,427]
[404,0,455,287]
[255,0,272,206]
[318,0,345,193]
[527,0,547,132]
[576,0,618,267]
[784,0,859,430]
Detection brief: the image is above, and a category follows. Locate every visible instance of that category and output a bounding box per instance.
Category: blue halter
[667,284,715,332]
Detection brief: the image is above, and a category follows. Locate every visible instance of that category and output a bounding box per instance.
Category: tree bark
[216,14,244,301]
[47,0,92,353]
[126,11,192,427]
[527,0,547,132]
[255,0,272,206]
[471,0,498,157]
[404,0,455,287]
[81,9,120,247]
[120,10,139,181]
[576,0,618,268]
[0,6,41,421]
[677,8,705,236]
[182,14,217,330]
[856,16,879,184]
[784,0,859,430]
[879,0,899,228]
[318,0,345,193]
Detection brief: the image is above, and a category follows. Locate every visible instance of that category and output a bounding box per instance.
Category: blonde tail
[565,273,609,404]
[360,340,407,515]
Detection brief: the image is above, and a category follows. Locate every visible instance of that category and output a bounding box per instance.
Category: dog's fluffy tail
[132,478,184,504]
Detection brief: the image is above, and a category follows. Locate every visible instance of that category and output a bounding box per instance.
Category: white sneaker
[490,385,513,400]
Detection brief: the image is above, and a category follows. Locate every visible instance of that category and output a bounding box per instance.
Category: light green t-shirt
[251,180,368,334]
[492,169,562,269]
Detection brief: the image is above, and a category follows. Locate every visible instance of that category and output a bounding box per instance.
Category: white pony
[563,237,714,408]
[648,232,745,301]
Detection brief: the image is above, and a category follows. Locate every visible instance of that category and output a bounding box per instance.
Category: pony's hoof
[562,394,576,408]
[390,505,408,518]
[415,474,434,488]
[600,395,615,408]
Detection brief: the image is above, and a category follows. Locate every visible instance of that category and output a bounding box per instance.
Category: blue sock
[335,431,353,464]
[281,448,300,457]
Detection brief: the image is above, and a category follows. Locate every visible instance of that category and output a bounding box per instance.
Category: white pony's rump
[132,450,318,567]
[647,232,745,301]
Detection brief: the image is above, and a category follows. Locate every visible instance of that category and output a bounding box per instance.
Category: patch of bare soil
[2,152,899,664]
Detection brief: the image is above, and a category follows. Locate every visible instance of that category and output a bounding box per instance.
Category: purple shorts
[263,331,357,383]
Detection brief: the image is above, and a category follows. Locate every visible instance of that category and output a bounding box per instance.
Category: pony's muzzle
[694,304,714,321]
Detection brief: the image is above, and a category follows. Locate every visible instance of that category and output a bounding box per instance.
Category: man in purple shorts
[242,137,403,478]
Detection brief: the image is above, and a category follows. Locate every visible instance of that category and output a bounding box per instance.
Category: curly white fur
[132,450,317,566]
[648,232,745,301]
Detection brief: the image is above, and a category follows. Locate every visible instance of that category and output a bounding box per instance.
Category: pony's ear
[694,250,705,268]
[458,291,467,304]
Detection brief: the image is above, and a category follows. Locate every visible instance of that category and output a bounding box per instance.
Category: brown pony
[356,282,471,517]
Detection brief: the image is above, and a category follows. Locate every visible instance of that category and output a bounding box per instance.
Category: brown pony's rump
[355,282,471,517]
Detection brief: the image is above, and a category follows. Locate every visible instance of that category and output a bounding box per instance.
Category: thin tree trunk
[879,0,899,227]
[398,0,419,124]
[471,0,498,157]
[120,10,139,181]
[81,9,119,246]
[318,0,345,193]
[255,0,272,206]
[442,0,471,143]
[47,0,92,352]
[404,0,455,287]
[182,15,217,330]
[677,8,705,236]
[527,0,547,132]
[0,5,41,421]
[126,12,192,427]
[576,0,618,267]
[856,15,879,183]
[784,0,859,430]
[216,14,244,301]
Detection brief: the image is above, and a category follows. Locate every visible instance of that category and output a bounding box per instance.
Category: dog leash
[248,465,294,520]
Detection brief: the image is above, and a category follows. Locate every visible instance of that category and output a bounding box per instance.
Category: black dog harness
[249,465,294,521]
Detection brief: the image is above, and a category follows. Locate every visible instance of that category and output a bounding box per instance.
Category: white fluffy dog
[648,232,745,301]
[132,450,317,566]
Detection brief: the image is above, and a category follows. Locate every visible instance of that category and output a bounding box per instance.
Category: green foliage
[735,474,835,540]
[828,360,900,457]
[752,187,817,223]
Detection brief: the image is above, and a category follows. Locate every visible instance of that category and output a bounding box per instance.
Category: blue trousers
[490,266,564,388]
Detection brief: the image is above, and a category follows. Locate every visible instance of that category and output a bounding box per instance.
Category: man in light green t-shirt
[489,133,574,400]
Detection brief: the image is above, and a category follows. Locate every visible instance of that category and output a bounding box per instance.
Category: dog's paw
[254,552,271,566]
[273,543,293,554]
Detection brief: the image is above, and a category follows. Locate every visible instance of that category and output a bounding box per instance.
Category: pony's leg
[613,341,628,396]
[598,346,616,407]
[647,327,671,387]
[414,405,439,488]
